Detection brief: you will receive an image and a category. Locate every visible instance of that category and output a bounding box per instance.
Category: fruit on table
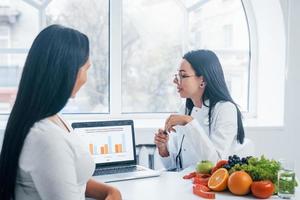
[228,171,253,195]
[223,155,252,170]
[251,181,275,199]
[227,156,281,184]
[208,168,229,192]
[196,160,214,174]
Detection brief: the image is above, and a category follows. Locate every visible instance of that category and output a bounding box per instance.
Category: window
[0,54,25,112]
[187,0,250,111]
[46,0,109,113]
[0,0,109,114]
[0,0,250,115]
[122,0,182,113]
[0,1,28,113]
[122,0,250,113]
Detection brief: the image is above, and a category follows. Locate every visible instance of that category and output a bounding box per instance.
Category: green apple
[196,160,214,174]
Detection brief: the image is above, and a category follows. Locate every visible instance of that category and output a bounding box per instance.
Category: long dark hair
[0,24,89,200]
[183,49,244,144]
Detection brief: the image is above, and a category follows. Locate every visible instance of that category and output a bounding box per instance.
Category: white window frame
[0,0,286,131]
[65,0,257,130]
[65,0,172,122]
[242,0,258,119]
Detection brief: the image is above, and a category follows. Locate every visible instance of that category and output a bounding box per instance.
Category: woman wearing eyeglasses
[154,49,254,171]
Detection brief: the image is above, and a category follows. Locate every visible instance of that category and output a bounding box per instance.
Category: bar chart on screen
[88,133,127,155]
[74,125,134,163]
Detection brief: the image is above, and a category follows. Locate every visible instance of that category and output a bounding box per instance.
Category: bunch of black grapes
[223,155,252,170]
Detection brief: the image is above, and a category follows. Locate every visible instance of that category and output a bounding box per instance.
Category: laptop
[72,120,160,182]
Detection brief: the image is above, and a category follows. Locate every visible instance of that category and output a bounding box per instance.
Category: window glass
[122,0,250,112]
[47,0,110,113]
[2,0,39,48]
[188,0,250,111]
[0,0,110,114]
[0,0,250,115]
[0,54,26,113]
[122,0,183,113]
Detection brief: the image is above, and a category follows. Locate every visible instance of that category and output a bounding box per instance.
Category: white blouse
[160,101,254,170]
[15,118,95,200]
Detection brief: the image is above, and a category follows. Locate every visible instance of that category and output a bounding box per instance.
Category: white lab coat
[160,101,254,170]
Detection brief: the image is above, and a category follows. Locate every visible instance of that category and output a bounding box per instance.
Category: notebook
[72,120,160,182]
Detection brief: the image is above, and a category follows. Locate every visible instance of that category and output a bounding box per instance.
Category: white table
[92,169,299,200]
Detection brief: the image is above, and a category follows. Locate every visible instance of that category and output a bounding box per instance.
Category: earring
[200,82,205,88]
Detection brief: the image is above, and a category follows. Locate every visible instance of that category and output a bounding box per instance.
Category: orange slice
[208,168,229,192]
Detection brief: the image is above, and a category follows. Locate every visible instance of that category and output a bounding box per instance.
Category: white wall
[285,0,300,174]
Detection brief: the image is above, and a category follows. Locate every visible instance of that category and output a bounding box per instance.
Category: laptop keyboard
[93,165,145,176]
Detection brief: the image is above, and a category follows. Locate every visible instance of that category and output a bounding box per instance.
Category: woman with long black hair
[0,25,121,200]
[154,49,254,170]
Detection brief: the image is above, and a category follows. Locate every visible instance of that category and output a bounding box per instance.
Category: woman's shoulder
[25,119,70,150]
[19,119,71,169]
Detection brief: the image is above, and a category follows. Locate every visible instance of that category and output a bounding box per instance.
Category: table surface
[92,168,299,200]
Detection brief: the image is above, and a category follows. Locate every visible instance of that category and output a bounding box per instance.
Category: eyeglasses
[174,73,197,83]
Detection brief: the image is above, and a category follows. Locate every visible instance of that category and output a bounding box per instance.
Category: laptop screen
[72,120,136,166]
